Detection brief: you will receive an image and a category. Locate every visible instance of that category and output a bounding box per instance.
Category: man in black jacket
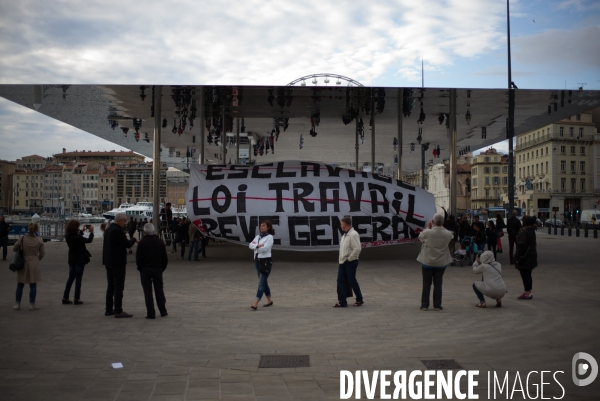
[102,213,137,318]
[0,216,11,261]
[136,223,168,319]
[506,210,523,265]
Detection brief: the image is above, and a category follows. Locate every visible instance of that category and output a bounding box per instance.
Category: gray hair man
[102,213,137,318]
[136,223,169,319]
[334,216,364,308]
[416,213,454,311]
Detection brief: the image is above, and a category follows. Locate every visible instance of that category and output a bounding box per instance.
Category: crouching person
[472,251,507,308]
[136,223,168,319]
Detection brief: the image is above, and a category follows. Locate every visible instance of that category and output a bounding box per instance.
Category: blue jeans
[16,282,37,304]
[0,237,8,260]
[64,264,85,300]
[188,240,199,261]
[473,283,485,302]
[254,261,271,301]
[337,259,363,306]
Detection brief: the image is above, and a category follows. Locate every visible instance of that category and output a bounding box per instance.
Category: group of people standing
[417,210,538,311]
[160,202,208,261]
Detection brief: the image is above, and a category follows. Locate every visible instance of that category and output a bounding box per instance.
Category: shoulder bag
[9,237,25,272]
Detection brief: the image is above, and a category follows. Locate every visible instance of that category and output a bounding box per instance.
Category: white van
[580,209,599,225]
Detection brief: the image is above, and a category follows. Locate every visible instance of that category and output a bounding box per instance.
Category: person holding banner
[249,220,274,310]
[334,216,364,308]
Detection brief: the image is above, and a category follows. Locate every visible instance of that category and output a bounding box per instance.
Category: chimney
[63,148,66,154]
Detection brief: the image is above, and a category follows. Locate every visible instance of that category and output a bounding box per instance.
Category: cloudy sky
[0,0,599,160]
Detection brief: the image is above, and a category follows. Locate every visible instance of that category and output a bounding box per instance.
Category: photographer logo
[572,352,598,387]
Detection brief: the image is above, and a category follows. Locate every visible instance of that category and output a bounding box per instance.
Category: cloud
[513,26,600,74]
[557,0,600,11]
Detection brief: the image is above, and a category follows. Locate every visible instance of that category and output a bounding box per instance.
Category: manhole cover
[421,359,463,370]
[259,355,310,368]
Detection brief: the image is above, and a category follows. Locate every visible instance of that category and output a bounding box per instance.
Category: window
[536,164,539,174]
[579,127,584,138]
[545,162,548,172]
[580,161,585,173]
[560,146,566,154]
[536,150,538,157]
[485,189,490,198]
[580,147,585,155]
[527,166,530,175]
[502,177,508,185]
[485,177,490,185]
[518,155,521,163]
[493,177,500,185]
[502,166,508,173]
[571,146,576,154]
[494,189,499,198]
[571,161,576,172]
[493,167,500,174]
[484,167,490,174]
[561,161,566,172]
[571,179,576,190]
[576,114,581,121]
[560,127,564,137]
[472,167,477,175]
[540,148,543,156]
[580,179,585,191]
[569,127,574,138]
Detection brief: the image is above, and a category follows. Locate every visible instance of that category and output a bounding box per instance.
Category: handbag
[83,249,92,264]
[514,246,530,267]
[9,237,25,272]
[498,231,504,237]
[257,257,272,275]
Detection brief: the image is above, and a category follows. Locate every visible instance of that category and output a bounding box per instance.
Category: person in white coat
[249,220,274,310]
[334,216,363,308]
[416,213,454,311]
[472,251,507,308]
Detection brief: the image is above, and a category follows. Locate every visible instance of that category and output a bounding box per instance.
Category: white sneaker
[13,303,20,310]
[29,303,39,311]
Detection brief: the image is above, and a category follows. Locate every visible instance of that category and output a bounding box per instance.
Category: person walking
[485,220,498,260]
[127,217,137,254]
[12,223,45,311]
[0,216,11,261]
[515,216,537,300]
[457,215,471,242]
[471,215,486,253]
[334,216,364,308]
[249,220,275,310]
[136,223,168,319]
[416,213,453,311]
[506,210,522,265]
[173,218,189,259]
[102,213,137,318]
[137,218,147,240]
[495,214,506,253]
[159,202,173,239]
[472,251,507,308]
[188,222,200,261]
[63,220,94,305]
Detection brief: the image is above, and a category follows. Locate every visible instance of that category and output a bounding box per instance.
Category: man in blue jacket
[102,213,137,318]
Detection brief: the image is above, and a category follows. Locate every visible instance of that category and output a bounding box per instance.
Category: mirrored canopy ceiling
[0,85,599,172]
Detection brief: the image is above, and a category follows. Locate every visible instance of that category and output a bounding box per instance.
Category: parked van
[580,209,599,225]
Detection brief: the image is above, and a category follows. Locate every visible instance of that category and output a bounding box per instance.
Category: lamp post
[507,0,516,215]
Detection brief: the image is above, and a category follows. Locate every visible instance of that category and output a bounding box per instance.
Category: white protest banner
[186,160,435,251]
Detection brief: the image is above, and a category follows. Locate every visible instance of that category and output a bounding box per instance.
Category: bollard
[554,226,557,235]
[561,226,564,236]
[548,225,551,235]
[584,223,588,238]
[568,227,572,236]
[595,226,598,239]
[576,226,580,237]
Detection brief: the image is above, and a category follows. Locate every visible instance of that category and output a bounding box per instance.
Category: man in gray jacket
[334,216,364,308]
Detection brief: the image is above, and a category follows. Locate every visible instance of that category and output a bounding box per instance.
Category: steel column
[449,89,457,215]
[222,88,226,163]
[198,88,205,164]
[152,85,162,237]
[397,88,403,179]
[371,95,375,173]
[236,117,240,164]
[355,118,359,171]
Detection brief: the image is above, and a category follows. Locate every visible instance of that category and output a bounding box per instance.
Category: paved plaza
[0,231,599,400]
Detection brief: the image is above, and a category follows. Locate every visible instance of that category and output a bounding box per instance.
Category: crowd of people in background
[5,207,538,317]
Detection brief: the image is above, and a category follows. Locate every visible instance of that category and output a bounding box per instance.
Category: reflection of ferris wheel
[287,73,363,87]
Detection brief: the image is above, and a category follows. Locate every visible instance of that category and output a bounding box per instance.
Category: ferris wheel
[287,73,363,87]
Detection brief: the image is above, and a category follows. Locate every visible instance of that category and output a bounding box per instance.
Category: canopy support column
[152,85,162,237]
[397,88,403,180]
[198,87,205,164]
[449,89,457,215]
[371,95,375,173]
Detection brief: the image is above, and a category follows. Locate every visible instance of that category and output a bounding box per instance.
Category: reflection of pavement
[0,234,599,400]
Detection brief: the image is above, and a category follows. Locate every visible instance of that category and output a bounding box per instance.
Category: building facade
[53,149,144,169]
[515,112,598,221]
[98,170,116,212]
[427,162,472,215]
[115,163,167,205]
[16,155,47,170]
[166,168,190,207]
[43,165,65,214]
[0,160,16,213]
[13,170,45,213]
[470,148,509,211]
[82,169,99,213]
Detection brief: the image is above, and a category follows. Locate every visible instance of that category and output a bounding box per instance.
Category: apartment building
[13,169,45,213]
[98,169,117,212]
[82,169,99,213]
[0,160,16,213]
[16,154,47,170]
[470,148,509,211]
[115,163,167,205]
[166,168,190,207]
[54,149,144,169]
[515,112,598,220]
